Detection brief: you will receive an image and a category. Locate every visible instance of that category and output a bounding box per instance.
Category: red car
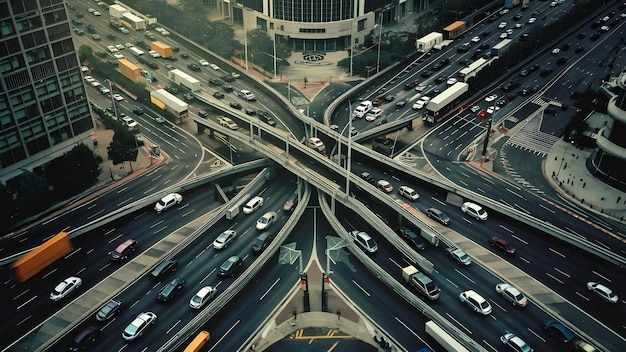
[489,236,516,256]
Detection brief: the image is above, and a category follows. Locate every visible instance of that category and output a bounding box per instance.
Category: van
[67,326,100,351]
[238,90,256,101]
[352,100,372,118]
[110,239,138,261]
[252,231,274,254]
[243,196,264,214]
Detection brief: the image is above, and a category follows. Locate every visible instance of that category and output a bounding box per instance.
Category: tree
[78,45,93,63]
[13,170,49,214]
[107,125,139,171]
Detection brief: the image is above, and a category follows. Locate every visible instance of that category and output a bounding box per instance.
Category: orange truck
[150,41,172,59]
[11,232,73,282]
[118,59,140,80]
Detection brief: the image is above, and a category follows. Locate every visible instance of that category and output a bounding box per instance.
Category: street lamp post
[376,13,383,73]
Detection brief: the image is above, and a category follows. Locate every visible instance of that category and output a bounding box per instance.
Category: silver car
[495,283,528,307]
[122,312,157,341]
[189,286,217,309]
[500,332,533,352]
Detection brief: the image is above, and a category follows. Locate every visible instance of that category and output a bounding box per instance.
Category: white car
[528,17,536,24]
[125,42,134,48]
[154,193,183,213]
[122,312,157,341]
[113,53,124,59]
[412,96,430,110]
[446,247,471,265]
[460,290,492,315]
[495,283,528,307]
[84,75,95,83]
[112,94,124,102]
[189,286,217,309]
[470,105,481,113]
[243,196,264,214]
[551,48,560,55]
[306,137,326,152]
[506,29,514,35]
[498,22,507,29]
[81,66,90,72]
[471,36,480,43]
[398,185,419,201]
[213,230,236,249]
[87,7,95,12]
[487,106,501,114]
[500,32,508,39]
[210,63,220,70]
[587,282,618,303]
[217,116,238,130]
[256,211,277,230]
[349,230,378,253]
[199,59,209,66]
[93,11,101,16]
[446,77,458,85]
[365,107,383,121]
[107,45,118,53]
[377,180,393,193]
[120,27,130,34]
[115,44,125,50]
[461,202,488,220]
[500,333,533,352]
[484,94,498,102]
[50,277,82,301]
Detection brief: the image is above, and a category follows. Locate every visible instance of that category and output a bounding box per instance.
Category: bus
[183,330,210,352]
[458,58,490,82]
[424,82,469,125]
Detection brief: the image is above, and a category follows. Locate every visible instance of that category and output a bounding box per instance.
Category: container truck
[416,32,443,52]
[109,4,128,18]
[425,321,469,352]
[402,265,440,300]
[11,232,73,282]
[150,41,172,58]
[150,88,189,121]
[118,59,140,80]
[121,12,145,30]
[168,69,200,92]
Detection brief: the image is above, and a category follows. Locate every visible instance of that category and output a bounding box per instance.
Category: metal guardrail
[318,190,487,352]
[158,181,312,351]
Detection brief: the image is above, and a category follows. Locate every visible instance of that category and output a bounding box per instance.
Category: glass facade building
[0,0,94,183]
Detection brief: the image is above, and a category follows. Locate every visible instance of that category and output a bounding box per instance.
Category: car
[90,81,101,87]
[396,227,425,250]
[150,259,178,279]
[91,34,101,40]
[540,67,553,77]
[283,194,298,211]
[188,63,201,71]
[575,46,585,54]
[489,236,516,256]
[397,185,419,201]
[306,137,326,152]
[93,11,101,16]
[223,84,234,92]
[459,290,492,315]
[519,33,529,41]
[209,78,223,86]
[415,83,427,92]
[396,99,408,108]
[72,18,82,25]
[132,106,144,115]
[486,106,500,114]
[572,340,599,352]
[217,116,238,130]
[601,25,610,32]
[238,89,256,101]
[350,127,359,136]
[198,59,209,66]
[183,93,194,101]
[221,74,235,82]
[165,86,179,94]
[556,57,568,65]
[495,283,528,306]
[74,28,85,35]
[435,76,446,84]
[543,320,575,343]
[420,70,432,78]
[122,312,157,341]
[84,75,95,83]
[98,86,110,94]
[349,230,378,253]
[256,211,277,230]
[243,196,264,214]
[528,63,540,72]
[112,94,124,102]
[586,282,618,303]
[50,277,82,301]
[485,94,498,102]
[113,53,124,59]
[376,179,393,193]
[106,45,118,53]
[470,105,481,113]
[208,91,223,100]
[87,7,95,13]
[229,101,242,110]
[67,326,100,351]
[500,332,533,352]
[219,256,243,277]
[404,80,420,90]
[252,231,274,254]
[519,69,529,77]
[412,96,430,110]
[498,22,507,29]
[446,77,458,85]
[119,27,129,34]
[551,48,560,55]
[120,117,139,131]
[513,12,523,20]
[446,247,471,265]
[360,172,375,184]
[158,277,185,302]
[95,299,123,321]
[110,239,138,261]
[189,286,217,309]
[213,230,237,249]
[196,110,209,119]
[499,32,508,39]
[471,36,480,43]
[154,193,183,212]
[365,107,383,121]
[461,202,488,220]
[210,63,220,70]
[514,23,523,29]
[258,111,276,126]
[426,208,450,225]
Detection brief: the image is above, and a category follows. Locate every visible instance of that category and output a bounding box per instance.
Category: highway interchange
[2,0,626,351]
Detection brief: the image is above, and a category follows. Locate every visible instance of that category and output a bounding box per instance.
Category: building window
[299,28,326,33]
[358,19,366,32]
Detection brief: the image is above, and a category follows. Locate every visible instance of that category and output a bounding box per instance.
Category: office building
[0,0,94,184]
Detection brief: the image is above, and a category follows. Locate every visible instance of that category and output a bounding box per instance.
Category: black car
[258,111,276,126]
[528,63,540,72]
[95,299,122,321]
[435,76,446,84]
[540,67,553,77]
[556,57,568,65]
[213,91,224,99]
[209,78,222,86]
[136,40,150,50]
[513,13,523,20]
[222,85,234,92]
[86,24,96,33]
[67,327,100,351]
[221,74,235,82]
[575,46,585,54]
[188,63,200,71]
[396,227,425,250]
[431,62,442,71]
[229,101,242,109]
[244,108,256,116]
[180,53,189,59]
[132,106,144,115]
[360,172,375,184]
[172,46,180,52]
[198,109,209,118]
[426,208,450,225]
[72,19,82,25]
[420,70,432,78]
[404,80,419,90]
[157,278,185,302]
[218,256,243,277]
[150,259,178,279]
[183,93,194,101]
[106,33,116,40]
[147,61,159,69]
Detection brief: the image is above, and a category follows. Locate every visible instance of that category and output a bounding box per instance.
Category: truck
[419,228,440,247]
[168,69,201,92]
[425,321,470,352]
[150,88,189,122]
[416,32,443,52]
[121,12,145,30]
[109,4,128,18]
[150,41,172,58]
[424,82,469,125]
[433,40,453,51]
[491,39,512,57]
[118,59,140,80]
[402,265,440,300]
[11,232,73,282]
[128,46,145,57]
